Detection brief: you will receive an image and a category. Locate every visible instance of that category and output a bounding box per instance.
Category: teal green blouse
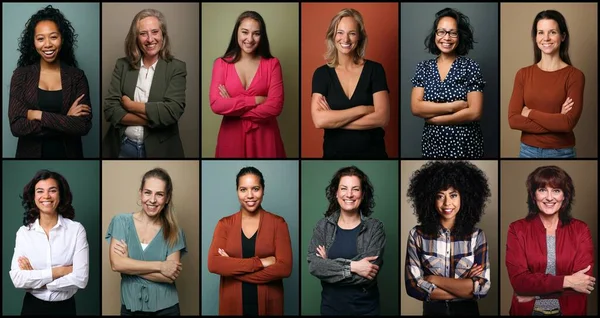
[106,213,187,312]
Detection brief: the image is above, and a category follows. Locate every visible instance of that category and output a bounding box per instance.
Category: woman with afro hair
[405,161,491,315]
[8,5,92,158]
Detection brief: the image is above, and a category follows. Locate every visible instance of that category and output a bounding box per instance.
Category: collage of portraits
[0,1,597,317]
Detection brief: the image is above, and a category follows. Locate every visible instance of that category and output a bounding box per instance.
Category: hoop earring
[137,200,142,206]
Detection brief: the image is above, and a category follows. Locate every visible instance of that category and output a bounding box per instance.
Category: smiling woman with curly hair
[405,161,491,316]
[8,5,92,158]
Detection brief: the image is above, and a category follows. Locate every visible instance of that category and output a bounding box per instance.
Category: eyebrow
[36,32,59,36]
[241,28,260,32]
[36,186,58,191]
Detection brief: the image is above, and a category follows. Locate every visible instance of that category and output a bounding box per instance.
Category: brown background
[500,160,598,315]
[500,3,598,157]
[300,2,399,158]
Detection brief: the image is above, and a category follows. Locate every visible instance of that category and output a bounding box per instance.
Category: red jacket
[506,216,594,315]
[207,210,292,315]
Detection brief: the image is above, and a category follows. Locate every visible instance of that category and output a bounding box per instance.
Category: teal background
[300,161,399,315]
[2,160,100,315]
[2,3,100,158]
[201,160,299,315]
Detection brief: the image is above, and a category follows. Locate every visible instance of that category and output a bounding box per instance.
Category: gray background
[400,2,499,158]
[201,160,299,315]
[2,3,100,158]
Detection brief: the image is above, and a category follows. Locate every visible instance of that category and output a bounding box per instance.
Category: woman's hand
[350,256,379,280]
[561,97,573,114]
[255,96,267,104]
[218,85,231,98]
[316,245,327,259]
[67,94,90,117]
[516,295,536,303]
[521,106,532,117]
[18,256,34,270]
[218,248,229,257]
[260,256,276,268]
[317,96,331,111]
[113,239,129,257]
[26,110,42,121]
[121,95,133,110]
[466,263,484,278]
[160,260,182,281]
[565,265,596,294]
[451,100,468,112]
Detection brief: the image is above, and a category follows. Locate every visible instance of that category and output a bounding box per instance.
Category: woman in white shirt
[9,170,89,315]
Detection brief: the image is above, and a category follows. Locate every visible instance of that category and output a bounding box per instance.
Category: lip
[441,208,454,214]
[339,43,352,49]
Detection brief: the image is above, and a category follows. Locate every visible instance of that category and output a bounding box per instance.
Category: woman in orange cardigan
[207,167,293,315]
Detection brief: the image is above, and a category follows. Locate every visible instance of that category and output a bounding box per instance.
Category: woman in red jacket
[505,166,595,315]
[207,167,292,315]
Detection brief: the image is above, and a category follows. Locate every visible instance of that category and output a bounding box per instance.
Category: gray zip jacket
[307,211,386,289]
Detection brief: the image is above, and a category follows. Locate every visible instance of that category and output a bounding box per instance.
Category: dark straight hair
[531,10,571,65]
[222,11,273,63]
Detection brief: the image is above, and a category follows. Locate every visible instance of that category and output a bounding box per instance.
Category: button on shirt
[9,215,89,301]
[124,59,158,142]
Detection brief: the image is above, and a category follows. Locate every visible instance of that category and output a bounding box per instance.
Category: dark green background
[2,161,100,315]
[300,161,399,315]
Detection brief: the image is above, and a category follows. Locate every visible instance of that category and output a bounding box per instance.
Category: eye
[450,193,458,198]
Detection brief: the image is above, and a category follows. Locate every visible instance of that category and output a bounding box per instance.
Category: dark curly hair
[21,170,75,227]
[525,166,574,225]
[424,8,476,56]
[17,5,78,68]
[325,166,375,217]
[407,161,490,237]
[222,11,273,63]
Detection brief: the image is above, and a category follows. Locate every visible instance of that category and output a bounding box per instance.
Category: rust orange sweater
[207,209,292,315]
[508,64,585,149]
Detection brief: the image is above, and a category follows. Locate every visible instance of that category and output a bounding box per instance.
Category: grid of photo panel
[0,1,597,317]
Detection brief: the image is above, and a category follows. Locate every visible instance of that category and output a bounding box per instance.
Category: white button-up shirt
[124,59,158,142]
[9,215,89,301]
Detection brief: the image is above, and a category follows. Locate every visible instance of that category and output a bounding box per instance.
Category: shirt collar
[140,59,158,71]
[32,214,65,232]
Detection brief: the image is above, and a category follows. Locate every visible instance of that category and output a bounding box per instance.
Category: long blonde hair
[140,168,180,248]
[324,8,368,67]
[124,8,173,69]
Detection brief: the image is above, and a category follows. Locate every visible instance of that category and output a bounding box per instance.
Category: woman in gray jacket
[307,166,386,315]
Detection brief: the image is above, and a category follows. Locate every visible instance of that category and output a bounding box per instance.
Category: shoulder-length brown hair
[125,8,173,69]
[324,8,368,68]
[525,165,574,225]
[531,10,571,65]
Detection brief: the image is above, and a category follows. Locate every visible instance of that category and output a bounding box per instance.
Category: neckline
[535,63,570,73]
[130,213,162,252]
[435,56,458,83]
[332,60,368,100]
[234,57,262,91]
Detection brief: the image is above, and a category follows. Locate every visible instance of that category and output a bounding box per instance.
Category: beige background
[101,3,200,158]
[500,160,598,315]
[201,3,299,158]
[500,3,598,158]
[400,161,499,315]
[101,161,199,315]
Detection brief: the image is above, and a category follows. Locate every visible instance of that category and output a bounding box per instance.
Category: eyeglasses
[436,29,458,38]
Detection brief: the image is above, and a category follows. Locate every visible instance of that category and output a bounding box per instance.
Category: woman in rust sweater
[507,10,585,158]
[505,166,595,315]
[207,167,292,315]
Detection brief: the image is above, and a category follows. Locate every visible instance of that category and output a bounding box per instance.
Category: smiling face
[237,174,264,213]
[536,18,564,56]
[34,178,60,215]
[435,16,458,55]
[436,187,461,226]
[336,175,363,213]
[335,16,359,56]
[34,20,62,64]
[140,177,168,217]
[237,18,261,56]
[137,16,163,63]
[535,186,564,216]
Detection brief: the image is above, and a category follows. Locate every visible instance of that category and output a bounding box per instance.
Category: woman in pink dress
[209,11,286,158]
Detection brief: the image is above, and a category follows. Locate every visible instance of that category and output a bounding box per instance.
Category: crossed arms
[410,87,483,125]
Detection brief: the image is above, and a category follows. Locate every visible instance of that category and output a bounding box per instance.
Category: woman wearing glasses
[410,8,485,159]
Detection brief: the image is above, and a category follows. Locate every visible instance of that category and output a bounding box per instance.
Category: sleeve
[505,222,565,295]
[410,62,426,88]
[145,60,187,128]
[207,218,264,276]
[311,66,329,95]
[8,68,45,137]
[240,58,284,121]
[167,228,187,258]
[231,217,293,284]
[370,62,389,94]
[9,229,54,289]
[465,60,486,93]
[105,214,127,244]
[103,60,129,128]
[404,227,435,301]
[46,224,89,291]
[471,230,490,299]
[39,69,93,135]
[209,58,256,116]
[507,69,552,134]
[527,70,585,132]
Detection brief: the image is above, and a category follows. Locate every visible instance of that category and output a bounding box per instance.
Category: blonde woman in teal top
[106,168,187,315]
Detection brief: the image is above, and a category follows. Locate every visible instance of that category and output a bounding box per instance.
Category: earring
[137,200,142,206]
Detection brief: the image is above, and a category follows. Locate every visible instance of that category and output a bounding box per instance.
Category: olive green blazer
[102,57,186,158]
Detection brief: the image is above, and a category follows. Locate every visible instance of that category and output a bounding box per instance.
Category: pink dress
[209,57,286,158]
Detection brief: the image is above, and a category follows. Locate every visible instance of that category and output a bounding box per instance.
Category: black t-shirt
[242,230,258,316]
[38,88,66,158]
[312,60,389,159]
